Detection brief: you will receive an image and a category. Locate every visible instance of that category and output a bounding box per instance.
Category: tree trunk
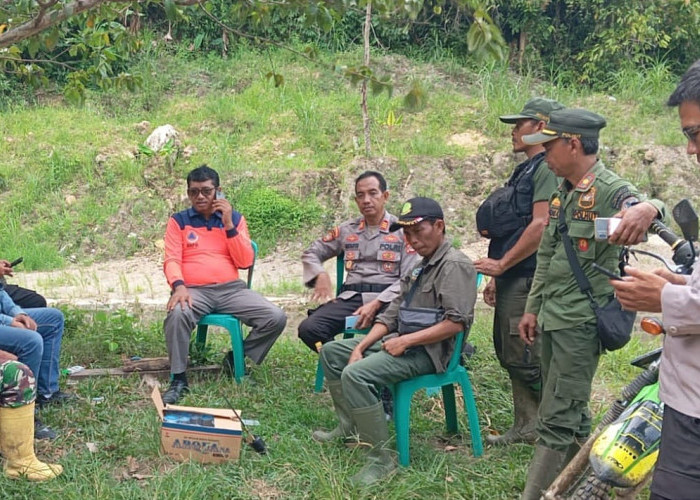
[518,31,528,68]
[361,1,372,157]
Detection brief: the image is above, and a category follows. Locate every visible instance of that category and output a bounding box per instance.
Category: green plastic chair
[389,330,483,466]
[194,241,258,385]
[314,252,369,393]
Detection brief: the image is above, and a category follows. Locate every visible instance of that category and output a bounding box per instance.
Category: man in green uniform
[475,98,564,446]
[314,197,477,487]
[516,108,666,499]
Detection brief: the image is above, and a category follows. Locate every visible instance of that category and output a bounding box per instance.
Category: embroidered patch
[611,186,632,210]
[379,219,390,232]
[401,202,412,216]
[578,187,596,209]
[345,260,355,271]
[382,262,396,273]
[345,251,357,260]
[549,196,561,219]
[346,234,359,243]
[383,234,400,243]
[186,231,199,247]
[578,238,589,252]
[322,226,340,242]
[572,209,597,221]
[379,242,401,252]
[344,243,359,250]
[411,267,423,278]
[381,251,396,261]
[576,172,596,190]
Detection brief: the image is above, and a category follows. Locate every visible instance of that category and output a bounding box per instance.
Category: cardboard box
[151,387,242,464]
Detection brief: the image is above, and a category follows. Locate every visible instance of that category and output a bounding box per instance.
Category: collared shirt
[0,289,23,326]
[302,211,420,304]
[659,265,700,419]
[376,240,477,372]
[163,207,254,289]
[525,160,666,331]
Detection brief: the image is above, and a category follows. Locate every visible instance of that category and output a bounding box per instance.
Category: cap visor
[522,132,558,145]
[498,113,528,124]
[389,221,406,232]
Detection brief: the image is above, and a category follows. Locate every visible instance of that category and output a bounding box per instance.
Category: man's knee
[164,307,195,340]
[268,306,287,334]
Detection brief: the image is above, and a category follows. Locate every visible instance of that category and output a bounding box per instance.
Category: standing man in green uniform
[314,197,477,487]
[475,98,564,446]
[516,108,666,499]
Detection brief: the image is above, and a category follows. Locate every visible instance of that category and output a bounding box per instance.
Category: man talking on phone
[610,59,700,500]
[161,165,287,404]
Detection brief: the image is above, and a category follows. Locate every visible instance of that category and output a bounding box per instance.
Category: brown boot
[0,403,63,481]
[487,379,539,446]
[521,445,566,500]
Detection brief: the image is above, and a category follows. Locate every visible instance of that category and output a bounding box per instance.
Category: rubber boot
[487,379,539,446]
[521,445,566,500]
[0,403,63,481]
[348,402,397,487]
[312,380,356,443]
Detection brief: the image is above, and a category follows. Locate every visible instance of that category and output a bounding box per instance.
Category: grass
[0,307,662,499]
[0,45,695,270]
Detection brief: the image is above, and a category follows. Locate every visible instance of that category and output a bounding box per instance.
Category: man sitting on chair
[314,197,477,487]
[299,171,419,351]
[161,165,287,404]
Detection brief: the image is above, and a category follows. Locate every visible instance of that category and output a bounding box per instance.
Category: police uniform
[519,108,666,500]
[299,211,419,351]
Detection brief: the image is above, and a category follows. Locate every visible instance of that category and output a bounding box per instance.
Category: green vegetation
[0,308,660,498]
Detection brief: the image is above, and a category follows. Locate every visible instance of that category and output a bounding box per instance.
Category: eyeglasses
[187,187,215,197]
[682,124,700,143]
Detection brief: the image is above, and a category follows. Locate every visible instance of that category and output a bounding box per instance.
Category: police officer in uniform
[475,98,564,446]
[299,171,419,352]
[516,108,666,499]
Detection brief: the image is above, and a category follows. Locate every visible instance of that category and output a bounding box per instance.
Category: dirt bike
[543,199,699,500]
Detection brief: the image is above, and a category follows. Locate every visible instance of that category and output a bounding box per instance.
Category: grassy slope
[0,44,692,269]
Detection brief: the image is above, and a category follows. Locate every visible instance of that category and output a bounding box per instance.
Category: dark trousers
[297,296,364,352]
[4,284,47,309]
[650,404,700,500]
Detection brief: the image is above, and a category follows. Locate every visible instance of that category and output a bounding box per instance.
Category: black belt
[340,283,391,293]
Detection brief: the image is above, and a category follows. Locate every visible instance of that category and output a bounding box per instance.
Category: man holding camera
[516,108,665,499]
[611,59,700,500]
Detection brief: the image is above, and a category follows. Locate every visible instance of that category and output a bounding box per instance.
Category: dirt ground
[12,236,672,313]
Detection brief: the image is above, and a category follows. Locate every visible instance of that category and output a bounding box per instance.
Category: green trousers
[320,337,435,409]
[494,276,541,386]
[537,322,600,451]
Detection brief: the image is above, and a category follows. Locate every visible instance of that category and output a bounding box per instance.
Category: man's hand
[11,314,37,330]
[353,299,382,329]
[483,279,496,307]
[610,266,667,313]
[474,257,505,277]
[0,349,18,362]
[167,285,193,312]
[0,259,13,277]
[311,272,333,303]
[652,267,688,285]
[348,346,365,365]
[518,313,538,345]
[213,197,234,229]
[609,201,658,245]
[382,336,410,357]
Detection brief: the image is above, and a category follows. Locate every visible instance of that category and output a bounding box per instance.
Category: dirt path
[12,237,672,311]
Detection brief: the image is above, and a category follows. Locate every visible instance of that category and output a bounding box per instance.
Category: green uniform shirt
[525,160,666,331]
[532,160,559,204]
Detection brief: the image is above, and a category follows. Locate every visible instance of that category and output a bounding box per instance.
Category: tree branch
[0,0,203,48]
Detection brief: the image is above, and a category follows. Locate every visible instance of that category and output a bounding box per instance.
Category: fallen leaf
[86,442,98,453]
[444,445,459,452]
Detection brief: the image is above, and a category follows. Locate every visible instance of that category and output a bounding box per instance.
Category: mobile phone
[594,217,622,241]
[592,262,622,281]
[216,190,226,200]
[9,257,23,268]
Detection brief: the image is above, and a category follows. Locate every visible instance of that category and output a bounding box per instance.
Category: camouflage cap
[499,97,565,124]
[522,108,606,145]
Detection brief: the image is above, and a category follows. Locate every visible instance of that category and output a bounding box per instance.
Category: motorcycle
[543,199,699,500]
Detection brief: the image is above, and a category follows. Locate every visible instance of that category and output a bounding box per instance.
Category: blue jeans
[0,308,65,397]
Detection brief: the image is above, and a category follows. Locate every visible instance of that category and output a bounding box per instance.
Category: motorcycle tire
[570,474,613,500]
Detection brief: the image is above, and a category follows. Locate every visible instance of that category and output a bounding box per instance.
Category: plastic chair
[390,330,483,466]
[314,252,369,393]
[194,241,258,385]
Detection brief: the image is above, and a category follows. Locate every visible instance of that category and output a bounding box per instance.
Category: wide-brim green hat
[523,108,606,145]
